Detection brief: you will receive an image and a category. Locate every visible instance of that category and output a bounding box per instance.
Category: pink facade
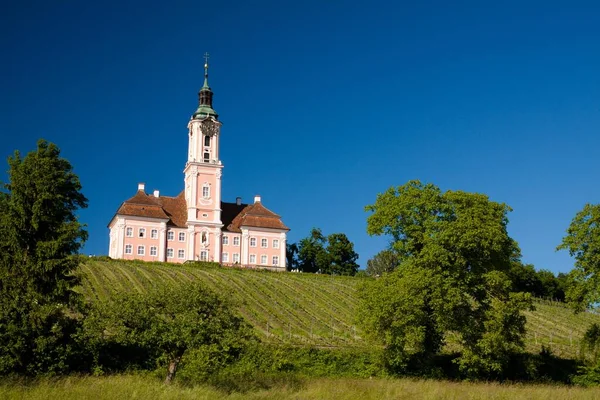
[108,60,289,269]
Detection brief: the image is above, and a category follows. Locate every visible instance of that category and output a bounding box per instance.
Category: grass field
[3,374,600,400]
[78,260,600,358]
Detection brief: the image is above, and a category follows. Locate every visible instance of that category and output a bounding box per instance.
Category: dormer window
[204,135,211,146]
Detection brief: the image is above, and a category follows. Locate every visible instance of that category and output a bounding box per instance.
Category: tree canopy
[84,282,254,384]
[0,140,88,375]
[296,228,359,275]
[366,249,399,277]
[359,180,532,377]
[557,203,600,311]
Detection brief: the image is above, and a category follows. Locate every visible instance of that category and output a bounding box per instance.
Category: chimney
[138,182,145,192]
[254,195,261,204]
[236,197,242,206]
[153,190,160,198]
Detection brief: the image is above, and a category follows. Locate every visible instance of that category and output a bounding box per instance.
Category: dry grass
[2,375,600,400]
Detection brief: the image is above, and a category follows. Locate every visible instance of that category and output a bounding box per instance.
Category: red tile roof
[112,190,288,232]
[223,201,289,232]
[112,190,187,227]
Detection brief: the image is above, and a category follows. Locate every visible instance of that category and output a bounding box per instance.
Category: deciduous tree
[557,204,600,311]
[84,282,254,384]
[366,249,399,276]
[359,180,532,377]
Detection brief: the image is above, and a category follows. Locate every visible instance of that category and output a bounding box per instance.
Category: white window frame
[222,252,229,262]
[125,244,132,254]
[249,254,256,264]
[202,185,210,199]
[151,229,158,239]
[178,232,186,242]
[222,235,229,245]
[233,253,240,263]
[260,255,267,265]
[126,227,133,237]
[273,239,279,249]
[137,245,145,256]
[261,238,268,248]
[178,249,185,259]
[273,256,279,266]
[167,248,174,258]
[167,231,174,241]
[250,237,257,247]
[138,228,146,238]
[150,246,157,256]
[200,251,208,261]
[233,236,240,246]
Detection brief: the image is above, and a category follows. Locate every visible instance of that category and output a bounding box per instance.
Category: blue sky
[1,1,599,273]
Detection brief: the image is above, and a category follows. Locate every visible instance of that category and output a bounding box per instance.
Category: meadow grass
[2,374,600,400]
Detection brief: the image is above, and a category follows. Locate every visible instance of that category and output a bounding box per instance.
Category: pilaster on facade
[158,223,167,262]
[214,232,222,263]
[187,226,196,261]
[280,232,287,270]
[241,229,249,265]
[115,220,125,259]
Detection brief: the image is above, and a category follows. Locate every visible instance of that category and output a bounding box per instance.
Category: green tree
[359,180,532,377]
[323,233,359,276]
[0,140,88,375]
[84,282,254,384]
[366,249,399,277]
[286,242,298,271]
[297,228,328,273]
[557,204,600,311]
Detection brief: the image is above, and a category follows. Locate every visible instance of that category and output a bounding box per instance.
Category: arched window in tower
[204,152,210,163]
[202,184,210,199]
[204,135,210,147]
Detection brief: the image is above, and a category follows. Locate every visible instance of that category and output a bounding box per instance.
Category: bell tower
[183,53,224,261]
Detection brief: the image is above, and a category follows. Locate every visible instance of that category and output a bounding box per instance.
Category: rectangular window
[150,246,157,256]
[273,256,279,266]
[178,232,186,242]
[200,251,208,261]
[249,254,256,264]
[137,245,145,256]
[138,228,146,238]
[167,248,174,258]
[202,186,210,198]
[125,244,132,254]
[233,236,240,246]
[233,253,240,263]
[178,249,185,259]
[273,239,279,249]
[222,252,229,262]
[151,229,158,239]
[167,231,174,241]
[260,255,267,265]
[222,235,229,245]
[126,227,133,237]
[250,237,257,247]
[261,238,268,248]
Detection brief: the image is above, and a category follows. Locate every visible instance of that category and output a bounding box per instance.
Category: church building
[107,57,289,270]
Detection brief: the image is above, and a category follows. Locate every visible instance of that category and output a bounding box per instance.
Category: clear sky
[1,1,599,274]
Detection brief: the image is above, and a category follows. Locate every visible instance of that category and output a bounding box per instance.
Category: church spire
[193,52,218,120]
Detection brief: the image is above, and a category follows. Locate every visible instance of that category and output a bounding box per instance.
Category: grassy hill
[78,260,600,359]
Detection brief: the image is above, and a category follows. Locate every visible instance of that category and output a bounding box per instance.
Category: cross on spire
[203,52,210,73]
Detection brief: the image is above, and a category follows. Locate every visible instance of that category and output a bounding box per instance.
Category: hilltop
[78,259,600,359]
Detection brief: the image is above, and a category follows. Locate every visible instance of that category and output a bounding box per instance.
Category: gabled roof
[223,201,289,232]
[111,190,187,228]
[111,189,289,232]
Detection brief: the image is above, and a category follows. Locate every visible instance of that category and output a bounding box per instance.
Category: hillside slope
[78,260,599,358]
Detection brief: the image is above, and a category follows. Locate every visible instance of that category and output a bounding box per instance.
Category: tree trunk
[164,354,182,385]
